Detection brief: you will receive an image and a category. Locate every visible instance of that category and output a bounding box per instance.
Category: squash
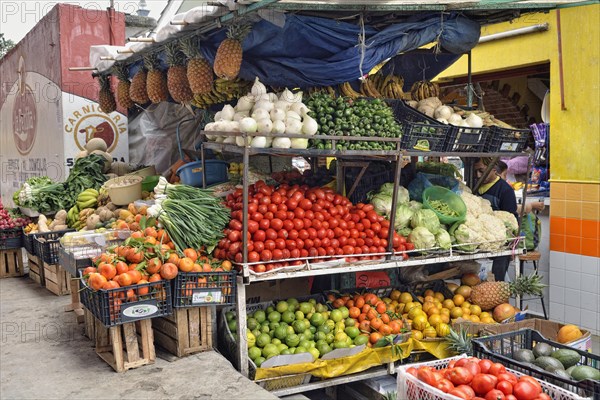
[37,215,50,233]
[85,138,108,153]
[110,161,130,176]
[557,324,583,344]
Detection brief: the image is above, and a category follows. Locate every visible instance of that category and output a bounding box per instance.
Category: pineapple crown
[510,272,545,296]
[98,74,111,90]
[180,36,202,60]
[112,63,130,82]
[226,23,252,42]
[446,327,473,356]
[143,53,162,71]
[164,41,187,67]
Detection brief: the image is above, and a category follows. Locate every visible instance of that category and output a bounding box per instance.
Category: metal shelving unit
[200,131,529,390]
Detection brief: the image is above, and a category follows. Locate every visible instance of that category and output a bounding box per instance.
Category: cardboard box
[245,279,310,304]
[452,318,592,351]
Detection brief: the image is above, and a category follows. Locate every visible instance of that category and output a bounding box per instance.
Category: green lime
[299,339,311,349]
[325,319,335,330]
[249,346,262,361]
[310,313,325,327]
[285,334,300,347]
[335,331,348,342]
[303,330,314,341]
[254,356,266,367]
[315,331,326,341]
[262,343,280,358]
[333,340,349,349]
[269,330,275,338]
[276,301,289,313]
[247,331,256,348]
[288,347,296,354]
[266,306,275,314]
[317,324,331,334]
[287,298,299,308]
[330,309,343,322]
[309,326,316,334]
[247,317,259,331]
[286,326,295,336]
[296,346,307,354]
[294,311,305,321]
[316,339,327,347]
[354,335,369,346]
[317,343,332,356]
[271,338,281,346]
[344,318,356,328]
[269,322,280,331]
[274,326,287,340]
[260,324,270,334]
[281,310,295,324]
[253,310,266,323]
[345,327,360,339]
[315,303,327,313]
[280,349,292,355]
[308,299,317,306]
[225,311,235,322]
[299,302,312,315]
[325,333,335,344]
[268,311,281,323]
[252,329,261,338]
[308,347,320,360]
[292,320,306,334]
[256,333,271,348]
[338,306,349,319]
[276,343,288,353]
[227,320,237,333]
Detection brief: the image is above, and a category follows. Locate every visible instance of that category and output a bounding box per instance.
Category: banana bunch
[192,78,252,108]
[67,205,79,228]
[73,208,95,231]
[410,80,441,101]
[511,182,525,190]
[24,223,38,234]
[76,189,99,210]
[359,79,382,98]
[96,188,110,207]
[228,162,245,176]
[306,86,336,98]
[339,82,362,99]
[371,74,405,99]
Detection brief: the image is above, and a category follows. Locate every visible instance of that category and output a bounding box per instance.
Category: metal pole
[386,156,403,259]
[235,275,249,376]
[242,138,250,270]
[467,51,473,109]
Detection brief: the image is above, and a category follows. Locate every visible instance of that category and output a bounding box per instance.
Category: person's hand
[532,201,545,212]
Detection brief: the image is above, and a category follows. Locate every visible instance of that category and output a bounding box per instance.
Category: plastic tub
[422,186,466,225]
[104,175,143,205]
[141,175,160,192]
[176,160,228,187]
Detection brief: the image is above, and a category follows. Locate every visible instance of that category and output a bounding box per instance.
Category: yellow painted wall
[436,5,600,183]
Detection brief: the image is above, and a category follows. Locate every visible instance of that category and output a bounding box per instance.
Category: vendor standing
[473,158,518,282]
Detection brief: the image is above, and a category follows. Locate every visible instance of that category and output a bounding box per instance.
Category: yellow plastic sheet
[255,338,451,380]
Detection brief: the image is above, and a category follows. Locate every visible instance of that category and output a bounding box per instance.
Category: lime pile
[226,298,369,367]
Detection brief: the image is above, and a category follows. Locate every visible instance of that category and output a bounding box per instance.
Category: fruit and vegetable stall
[1,1,598,399]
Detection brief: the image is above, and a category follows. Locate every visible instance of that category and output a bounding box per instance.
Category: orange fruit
[453,294,465,306]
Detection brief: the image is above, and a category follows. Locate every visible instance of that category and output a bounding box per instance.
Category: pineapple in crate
[181,36,214,96]
[97,74,116,114]
[144,52,169,104]
[213,24,252,80]
[113,63,134,109]
[164,41,194,104]
[129,65,150,105]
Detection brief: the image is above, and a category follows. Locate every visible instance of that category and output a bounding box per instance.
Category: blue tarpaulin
[130,13,479,89]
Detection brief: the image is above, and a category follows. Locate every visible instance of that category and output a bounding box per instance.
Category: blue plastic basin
[176,160,228,187]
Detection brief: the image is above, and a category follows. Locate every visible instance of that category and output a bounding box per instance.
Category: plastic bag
[408,172,460,201]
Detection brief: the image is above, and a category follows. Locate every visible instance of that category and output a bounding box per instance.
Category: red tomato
[456,385,476,399]
[489,363,506,377]
[506,396,517,400]
[448,367,474,386]
[270,218,284,231]
[464,361,482,377]
[282,219,294,231]
[485,389,506,400]
[471,374,498,395]
[260,250,272,261]
[264,240,276,251]
[248,251,260,263]
[405,242,415,251]
[435,379,454,393]
[448,360,458,369]
[448,389,471,400]
[293,219,304,230]
[272,249,283,260]
[512,381,541,400]
[533,394,551,400]
[496,380,513,396]
[478,359,493,374]
[417,368,437,386]
[496,373,518,386]
[299,199,312,210]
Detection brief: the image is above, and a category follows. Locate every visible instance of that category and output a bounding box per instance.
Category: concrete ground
[0,275,278,400]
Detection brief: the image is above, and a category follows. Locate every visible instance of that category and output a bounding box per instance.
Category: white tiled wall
[548,250,600,334]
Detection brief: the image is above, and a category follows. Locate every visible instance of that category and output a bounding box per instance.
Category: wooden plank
[151,317,178,339]
[153,329,180,356]
[188,308,200,349]
[109,325,125,372]
[0,249,24,278]
[175,309,188,354]
[123,323,140,364]
[140,320,155,362]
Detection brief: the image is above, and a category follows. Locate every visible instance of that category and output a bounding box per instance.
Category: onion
[291,91,303,104]
[448,113,463,125]
[251,77,267,99]
[290,138,308,149]
[302,115,318,135]
[285,119,302,135]
[280,88,294,103]
[272,137,292,149]
[251,108,270,121]
[213,111,222,121]
[286,110,301,121]
[466,113,483,128]
[236,95,254,112]
[267,93,279,103]
[274,100,291,111]
[270,108,286,121]
[223,136,236,144]
[290,102,308,116]
[257,118,273,134]
[272,120,286,134]
[240,117,258,134]
[233,111,249,122]
[250,136,268,148]
[254,100,274,112]
[434,105,453,120]
[436,118,448,124]
[220,104,235,121]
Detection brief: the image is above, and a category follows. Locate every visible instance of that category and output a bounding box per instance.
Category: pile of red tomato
[407,356,551,400]
[215,181,414,272]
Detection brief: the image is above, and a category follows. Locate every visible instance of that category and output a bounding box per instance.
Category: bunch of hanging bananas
[191,77,252,108]
[410,80,441,101]
[306,86,337,97]
[339,74,405,100]
[67,206,79,229]
[96,188,110,207]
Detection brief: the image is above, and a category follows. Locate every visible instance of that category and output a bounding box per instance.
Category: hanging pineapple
[410,80,441,101]
[144,53,168,104]
[129,65,150,105]
[97,74,116,114]
[181,36,213,95]
[164,41,194,104]
[213,24,251,81]
[113,63,134,109]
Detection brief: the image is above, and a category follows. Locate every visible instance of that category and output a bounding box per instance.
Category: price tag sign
[192,289,222,305]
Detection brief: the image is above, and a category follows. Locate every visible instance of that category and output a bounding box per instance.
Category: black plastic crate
[386,100,452,152]
[79,271,173,327]
[35,237,61,265]
[445,125,491,152]
[30,229,75,258]
[486,126,530,153]
[344,162,394,204]
[473,329,600,399]
[0,228,23,250]
[172,271,237,308]
[409,280,454,301]
[22,230,34,254]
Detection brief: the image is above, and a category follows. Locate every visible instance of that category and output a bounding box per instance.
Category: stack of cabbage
[204,78,318,149]
[369,184,519,253]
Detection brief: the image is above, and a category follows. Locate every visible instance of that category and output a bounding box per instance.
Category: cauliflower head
[494,210,519,237]
[477,214,508,251]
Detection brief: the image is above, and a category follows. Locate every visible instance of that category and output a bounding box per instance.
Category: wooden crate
[43,262,70,296]
[0,248,24,278]
[83,308,97,341]
[27,252,44,285]
[64,272,84,323]
[152,307,213,357]
[95,318,155,372]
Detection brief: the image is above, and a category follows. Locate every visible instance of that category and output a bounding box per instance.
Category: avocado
[532,342,554,358]
[513,349,536,363]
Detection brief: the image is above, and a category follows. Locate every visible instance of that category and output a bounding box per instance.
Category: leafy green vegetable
[393,204,414,230]
[435,229,452,250]
[408,226,436,250]
[410,209,441,235]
